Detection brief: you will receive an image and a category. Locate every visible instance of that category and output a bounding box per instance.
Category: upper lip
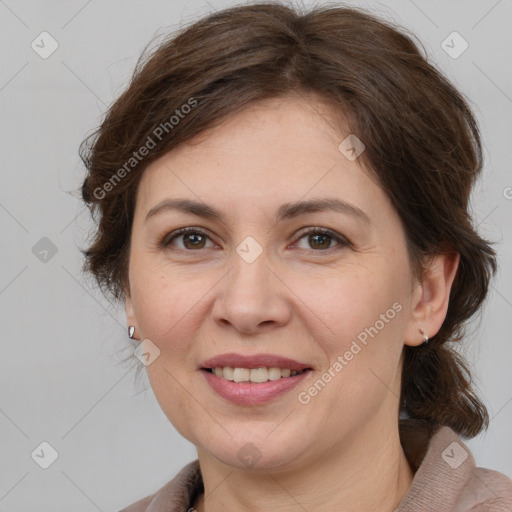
[201,353,312,371]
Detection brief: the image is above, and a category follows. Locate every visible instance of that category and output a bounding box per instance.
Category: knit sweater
[119,426,512,511]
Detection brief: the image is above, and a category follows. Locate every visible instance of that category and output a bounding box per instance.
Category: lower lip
[201,369,311,405]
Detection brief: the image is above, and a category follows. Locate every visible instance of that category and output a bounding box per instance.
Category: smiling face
[125,93,424,472]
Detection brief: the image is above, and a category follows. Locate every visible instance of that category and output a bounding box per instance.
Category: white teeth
[210,366,304,383]
[223,366,234,380]
[268,367,283,381]
[233,367,250,382]
[249,368,268,383]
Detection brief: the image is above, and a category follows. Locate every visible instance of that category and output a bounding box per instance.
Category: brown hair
[80,2,497,440]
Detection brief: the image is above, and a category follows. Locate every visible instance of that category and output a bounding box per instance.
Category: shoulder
[457,466,512,511]
[118,460,202,512]
[397,424,512,511]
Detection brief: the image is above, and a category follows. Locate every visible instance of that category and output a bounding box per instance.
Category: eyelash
[160,227,350,253]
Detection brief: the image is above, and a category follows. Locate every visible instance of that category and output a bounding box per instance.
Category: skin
[125,93,459,512]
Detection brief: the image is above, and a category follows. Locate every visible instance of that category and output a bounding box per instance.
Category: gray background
[0,0,511,511]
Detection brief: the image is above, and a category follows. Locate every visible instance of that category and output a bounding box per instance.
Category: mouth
[199,352,314,384]
[201,366,313,383]
[200,365,313,405]
[199,352,314,404]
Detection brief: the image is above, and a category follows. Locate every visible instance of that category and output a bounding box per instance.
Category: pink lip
[200,352,312,371]
[201,368,311,405]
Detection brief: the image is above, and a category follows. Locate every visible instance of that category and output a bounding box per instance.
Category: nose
[211,249,292,335]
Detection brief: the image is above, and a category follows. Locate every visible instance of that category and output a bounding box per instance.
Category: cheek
[301,266,409,405]
[298,274,407,411]
[129,258,200,351]
[303,264,406,343]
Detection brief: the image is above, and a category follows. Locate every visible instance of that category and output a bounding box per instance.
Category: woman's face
[125,94,422,471]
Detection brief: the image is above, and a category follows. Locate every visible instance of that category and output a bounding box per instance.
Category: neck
[194,423,414,512]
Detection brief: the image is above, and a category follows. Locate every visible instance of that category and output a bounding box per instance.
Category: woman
[79,3,512,511]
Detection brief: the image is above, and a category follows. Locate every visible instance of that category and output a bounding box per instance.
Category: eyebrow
[145,197,371,225]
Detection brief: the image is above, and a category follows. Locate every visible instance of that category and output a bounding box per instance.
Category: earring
[128,326,135,339]
[419,328,429,346]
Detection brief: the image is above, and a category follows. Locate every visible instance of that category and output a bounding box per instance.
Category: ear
[404,251,460,347]
[124,284,138,340]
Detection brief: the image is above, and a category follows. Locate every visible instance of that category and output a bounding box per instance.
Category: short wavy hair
[79,2,497,442]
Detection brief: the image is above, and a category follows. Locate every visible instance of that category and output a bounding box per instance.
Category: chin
[194,427,314,473]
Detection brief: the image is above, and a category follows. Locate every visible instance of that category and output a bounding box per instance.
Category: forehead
[135,95,392,226]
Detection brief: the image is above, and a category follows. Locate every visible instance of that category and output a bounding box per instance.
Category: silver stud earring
[419,328,429,345]
[128,326,135,339]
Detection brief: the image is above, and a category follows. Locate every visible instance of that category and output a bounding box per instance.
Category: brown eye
[307,233,332,250]
[162,228,213,250]
[161,227,349,253]
[294,228,349,251]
